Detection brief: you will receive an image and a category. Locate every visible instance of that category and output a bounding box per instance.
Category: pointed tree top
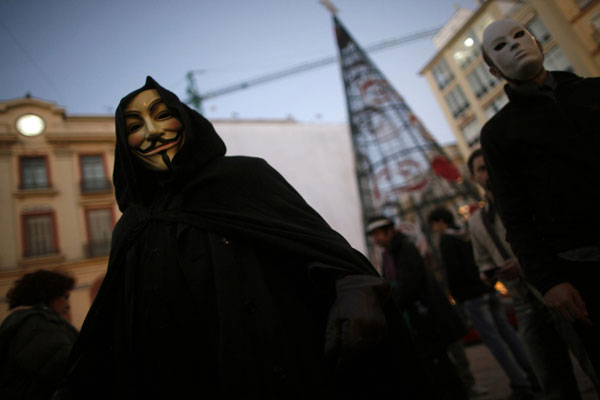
[320,0,338,15]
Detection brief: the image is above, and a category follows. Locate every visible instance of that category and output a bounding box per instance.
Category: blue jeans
[463,292,532,391]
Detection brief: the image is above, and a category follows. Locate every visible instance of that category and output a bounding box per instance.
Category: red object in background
[432,155,461,182]
[468,203,483,215]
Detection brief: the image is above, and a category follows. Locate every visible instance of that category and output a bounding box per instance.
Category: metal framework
[332,15,480,258]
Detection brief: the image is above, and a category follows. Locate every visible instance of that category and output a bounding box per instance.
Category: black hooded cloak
[56,77,426,399]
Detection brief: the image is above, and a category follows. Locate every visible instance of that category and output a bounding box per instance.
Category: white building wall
[213,120,367,254]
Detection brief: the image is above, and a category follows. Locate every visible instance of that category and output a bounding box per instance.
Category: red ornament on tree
[432,155,461,181]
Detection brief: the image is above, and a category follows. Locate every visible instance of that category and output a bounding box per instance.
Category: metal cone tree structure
[331,15,480,256]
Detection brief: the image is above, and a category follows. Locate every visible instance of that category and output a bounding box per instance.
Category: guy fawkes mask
[124,89,184,171]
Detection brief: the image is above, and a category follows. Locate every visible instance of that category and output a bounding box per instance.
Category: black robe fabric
[384,233,468,400]
[56,77,425,399]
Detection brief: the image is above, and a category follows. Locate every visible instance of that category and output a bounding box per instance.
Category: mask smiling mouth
[135,130,183,156]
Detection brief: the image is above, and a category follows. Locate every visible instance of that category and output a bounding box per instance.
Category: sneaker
[468,385,489,396]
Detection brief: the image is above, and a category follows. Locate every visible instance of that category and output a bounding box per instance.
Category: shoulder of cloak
[178,155,332,233]
[110,208,144,251]
[175,155,377,277]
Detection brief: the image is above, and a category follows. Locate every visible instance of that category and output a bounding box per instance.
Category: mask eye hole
[156,111,172,120]
[127,122,143,134]
[493,42,506,51]
[514,30,525,39]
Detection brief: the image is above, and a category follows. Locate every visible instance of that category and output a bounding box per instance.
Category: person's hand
[324,275,390,370]
[543,282,592,325]
[480,271,497,287]
[495,259,521,280]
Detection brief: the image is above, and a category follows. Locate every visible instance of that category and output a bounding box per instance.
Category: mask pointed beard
[161,150,172,170]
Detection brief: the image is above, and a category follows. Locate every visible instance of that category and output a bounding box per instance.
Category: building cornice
[46,135,115,144]
[0,97,67,116]
[0,134,19,144]
[0,255,108,280]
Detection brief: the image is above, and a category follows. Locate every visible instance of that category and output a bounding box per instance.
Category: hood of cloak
[113,76,226,212]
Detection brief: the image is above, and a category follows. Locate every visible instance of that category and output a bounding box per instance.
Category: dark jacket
[384,233,466,346]
[481,71,600,294]
[0,305,78,400]
[439,230,493,303]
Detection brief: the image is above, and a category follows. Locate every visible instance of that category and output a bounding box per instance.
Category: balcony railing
[80,178,112,194]
[24,247,58,258]
[19,181,50,190]
[84,239,111,258]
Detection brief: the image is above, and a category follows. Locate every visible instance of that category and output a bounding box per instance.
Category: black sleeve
[438,235,465,299]
[391,239,425,309]
[481,121,564,294]
[11,316,74,387]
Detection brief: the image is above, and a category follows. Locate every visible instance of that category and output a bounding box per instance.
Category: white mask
[482,19,544,81]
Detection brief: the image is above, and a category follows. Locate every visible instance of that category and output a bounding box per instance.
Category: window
[453,30,481,69]
[467,62,499,98]
[85,208,113,257]
[592,13,600,42]
[20,156,49,189]
[593,13,600,32]
[576,0,594,10]
[526,16,552,45]
[80,154,110,192]
[444,85,470,117]
[544,46,573,72]
[484,93,509,119]
[23,212,58,257]
[431,59,454,90]
[461,118,482,146]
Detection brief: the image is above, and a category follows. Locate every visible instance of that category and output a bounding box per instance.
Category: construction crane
[185,26,441,111]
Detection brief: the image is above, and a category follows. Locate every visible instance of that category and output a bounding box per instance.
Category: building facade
[0,96,366,328]
[420,0,600,159]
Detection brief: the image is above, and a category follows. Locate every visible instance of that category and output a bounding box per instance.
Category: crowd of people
[369,18,600,400]
[0,18,599,399]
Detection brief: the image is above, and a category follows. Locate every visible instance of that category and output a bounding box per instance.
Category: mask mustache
[137,130,182,154]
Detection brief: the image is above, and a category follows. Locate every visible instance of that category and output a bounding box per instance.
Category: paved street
[465,343,598,400]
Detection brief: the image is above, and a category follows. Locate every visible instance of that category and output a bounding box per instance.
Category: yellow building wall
[528,0,600,76]
[0,152,17,268]
[0,98,115,329]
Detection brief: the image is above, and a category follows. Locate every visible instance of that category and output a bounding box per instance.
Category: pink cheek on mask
[165,120,183,131]
[128,132,145,148]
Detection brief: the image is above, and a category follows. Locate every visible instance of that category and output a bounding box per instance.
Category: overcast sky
[0,0,480,144]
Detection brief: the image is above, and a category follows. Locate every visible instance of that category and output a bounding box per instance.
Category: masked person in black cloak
[53,77,428,399]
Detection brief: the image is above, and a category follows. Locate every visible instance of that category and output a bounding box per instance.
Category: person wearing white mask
[479,19,600,378]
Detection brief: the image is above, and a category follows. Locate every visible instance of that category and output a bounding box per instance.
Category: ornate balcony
[80,178,113,194]
[84,239,111,258]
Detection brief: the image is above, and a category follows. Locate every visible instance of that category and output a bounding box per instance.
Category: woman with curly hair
[0,269,78,399]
